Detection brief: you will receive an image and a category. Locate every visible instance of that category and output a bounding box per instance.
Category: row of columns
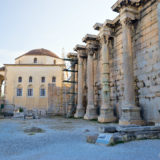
[73,7,143,125]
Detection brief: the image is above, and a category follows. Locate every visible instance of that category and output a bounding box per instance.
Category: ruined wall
[48,84,63,115]
[105,0,160,122]
[133,0,160,122]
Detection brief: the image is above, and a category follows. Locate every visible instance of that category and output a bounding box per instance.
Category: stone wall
[133,1,160,122]
[48,84,63,115]
[110,25,124,118]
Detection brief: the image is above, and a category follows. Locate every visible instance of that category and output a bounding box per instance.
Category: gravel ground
[0,117,160,160]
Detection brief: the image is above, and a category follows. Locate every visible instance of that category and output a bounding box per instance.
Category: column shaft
[122,22,135,105]
[74,56,85,118]
[84,50,97,120]
[98,36,116,123]
[119,19,143,125]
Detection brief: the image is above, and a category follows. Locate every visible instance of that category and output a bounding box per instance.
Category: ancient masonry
[66,0,160,125]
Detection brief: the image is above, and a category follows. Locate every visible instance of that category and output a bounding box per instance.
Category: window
[18,77,22,83]
[41,77,45,83]
[17,88,22,96]
[34,58,37,64]
[40,88,45,97]
[52,76,56,83]
[28,88,33,97]
[29,76,32,83]
[53,60,56,64]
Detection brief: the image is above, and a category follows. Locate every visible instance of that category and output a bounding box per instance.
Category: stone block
[108,126,160,146]
[117,126,160,133]
[96,133,113,145]
[86,134,98,144]
[13,112,24,118]
[99,126,117,133]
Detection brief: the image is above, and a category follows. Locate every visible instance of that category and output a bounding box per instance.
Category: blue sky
[0,0,118,66]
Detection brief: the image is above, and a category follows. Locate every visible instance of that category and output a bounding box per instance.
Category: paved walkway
[0,117,160,160]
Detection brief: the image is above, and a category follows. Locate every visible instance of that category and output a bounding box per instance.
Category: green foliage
[19,107,24,112]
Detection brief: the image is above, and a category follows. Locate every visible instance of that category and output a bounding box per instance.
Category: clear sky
[0,0,118,66]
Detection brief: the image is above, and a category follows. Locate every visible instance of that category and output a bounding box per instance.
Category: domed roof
[15,48,60,60]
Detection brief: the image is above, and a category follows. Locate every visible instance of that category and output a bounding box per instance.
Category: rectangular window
[40,88,45,97]
[41,77,45,83]
[28,88,33,97]
[17,88,22,96]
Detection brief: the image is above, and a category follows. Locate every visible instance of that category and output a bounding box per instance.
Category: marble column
[74,55,85,117]
[74,45,86,118]
[119,17,143,125]
[84,47,97,120]
[98,30,116,123]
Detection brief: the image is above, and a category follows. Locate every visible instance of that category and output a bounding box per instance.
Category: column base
[74,107,85,118]
[119,105,144,125]
[66,105,75,118]
[98,107,117,123]
[84,105,97,120]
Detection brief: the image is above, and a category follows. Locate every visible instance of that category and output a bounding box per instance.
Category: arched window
[41,77,45,83]
[29,76,32,83]
[52,76,56,83]
[40,85,46,97]
[34,58,37,64]
[27,85,33,97]
[18,77,22,83]
[53,60,56,64]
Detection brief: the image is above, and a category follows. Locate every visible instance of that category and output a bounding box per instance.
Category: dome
[15,48,60,60]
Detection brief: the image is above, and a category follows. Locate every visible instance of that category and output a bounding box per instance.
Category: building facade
[69,0,160,124]
[0,48,64,113]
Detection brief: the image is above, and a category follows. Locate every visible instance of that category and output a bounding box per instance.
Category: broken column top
[74,44,86,51]
[112,0,145,13]
[82,34,98,43]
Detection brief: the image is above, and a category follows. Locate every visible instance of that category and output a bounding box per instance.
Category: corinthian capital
[120,17,133,27]
[87,48,95,56]
[99,27,111,45]
[99,34,110,45]
[87,43,98,56]
[120,7,139,27]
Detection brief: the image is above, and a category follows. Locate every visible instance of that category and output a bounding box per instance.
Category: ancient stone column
[83,34,98,120]
[66,53,77,117]
[98,27,116,123]
[67,60,76,117]
[119,11,143,125]
[74,45,86,118]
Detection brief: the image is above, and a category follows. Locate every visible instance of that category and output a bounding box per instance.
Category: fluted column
[74,55,85,117]
[119,16,143,125]
[98,30,116,123]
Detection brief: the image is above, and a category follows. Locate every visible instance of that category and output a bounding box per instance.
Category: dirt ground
[0,117,160,160]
